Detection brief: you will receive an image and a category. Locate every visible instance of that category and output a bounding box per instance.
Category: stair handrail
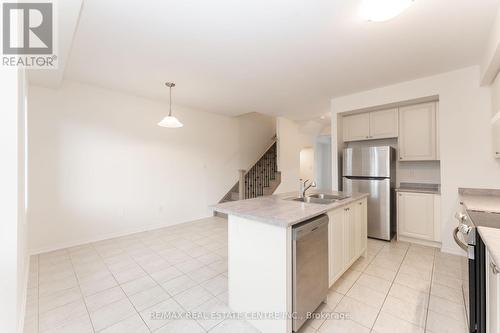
[242,136,277,177]
[218,135,277,203]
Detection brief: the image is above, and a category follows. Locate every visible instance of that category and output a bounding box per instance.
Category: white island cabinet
[328,198,367,286]
[487,249,500,333]
[213,192,368,333]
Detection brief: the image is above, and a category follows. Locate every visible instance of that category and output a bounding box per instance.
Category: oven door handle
[453,227,469,252]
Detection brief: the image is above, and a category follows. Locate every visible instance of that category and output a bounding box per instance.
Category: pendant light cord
[168,86,172,117]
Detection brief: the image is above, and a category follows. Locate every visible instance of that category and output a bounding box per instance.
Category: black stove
[456,208,500,333]
[467,210,500,229]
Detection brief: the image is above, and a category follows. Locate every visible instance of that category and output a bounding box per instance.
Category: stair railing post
[238,169,246,200]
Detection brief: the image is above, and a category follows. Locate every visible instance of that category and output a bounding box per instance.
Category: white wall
[481,5,500,85]
[0,67,28,333]
[276,118,329,193]
[331,66,500,255]
[492,71,500,117]
[299,148,314,181]
[28,80,274,253]
[237,112,276,170]
[275,117,301,193]
[314,135,332,192]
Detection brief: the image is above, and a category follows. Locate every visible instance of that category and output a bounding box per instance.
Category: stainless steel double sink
[285,193,350,205]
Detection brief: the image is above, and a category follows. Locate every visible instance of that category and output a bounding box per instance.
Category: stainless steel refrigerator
[343,146,396,241]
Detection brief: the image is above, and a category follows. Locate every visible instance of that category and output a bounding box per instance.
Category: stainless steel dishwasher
[292,214,329,332]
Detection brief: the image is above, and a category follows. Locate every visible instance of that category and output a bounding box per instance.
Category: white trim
[397,235,441,249]
[17,257,30,333]
[29,214,212,255]
[440,245,467,257]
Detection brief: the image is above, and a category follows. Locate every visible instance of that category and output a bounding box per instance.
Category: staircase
[217,140,281,212]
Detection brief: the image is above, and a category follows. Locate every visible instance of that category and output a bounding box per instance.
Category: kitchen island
[212,191,368,333]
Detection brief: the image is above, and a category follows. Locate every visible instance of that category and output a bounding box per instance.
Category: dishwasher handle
[293,215,329,240]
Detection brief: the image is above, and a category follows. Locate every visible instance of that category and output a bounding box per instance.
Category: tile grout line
[423,248,437,332]
[97,229,224,332]
[89,223,224,332]
[316,242,383,332]
[368,242,410,332]
[131,241,209,333]
[53,227,224,332]
[66,248,97,333]
[89,242,153,333]
[33,219,229,333]
[134,232,225,332]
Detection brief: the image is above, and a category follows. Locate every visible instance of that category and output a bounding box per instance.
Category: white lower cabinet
[328,198,367,287]
[397,191,441,245]
[328,207,345,285]
[487,249,500,333]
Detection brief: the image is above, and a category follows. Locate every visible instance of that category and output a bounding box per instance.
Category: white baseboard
[29,214,210,255]
[397,235,441,249]
[440,245,467,257]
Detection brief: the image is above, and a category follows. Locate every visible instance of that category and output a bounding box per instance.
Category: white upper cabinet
[343,108,398,142]
[369,108,399,139]
[398,102,438,161]
[343,113,370,142]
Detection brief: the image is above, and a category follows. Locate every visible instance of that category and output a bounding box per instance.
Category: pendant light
[158,82,183,128]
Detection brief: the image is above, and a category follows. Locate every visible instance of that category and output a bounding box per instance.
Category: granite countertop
[459,188,500,213]
[211,190,369,228]
[395,182,440,194]
[478,227,500,266]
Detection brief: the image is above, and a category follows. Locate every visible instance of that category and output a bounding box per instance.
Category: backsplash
[398,160,441,185]
[346,139,441,186]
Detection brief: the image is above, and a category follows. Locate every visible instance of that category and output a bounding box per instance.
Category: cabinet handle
[491,261,499,275]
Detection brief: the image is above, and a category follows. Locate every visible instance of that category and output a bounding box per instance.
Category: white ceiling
[31,0,500,119]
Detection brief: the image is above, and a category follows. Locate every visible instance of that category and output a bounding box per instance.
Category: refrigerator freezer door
[343,146,392,178]
[343,177,392,240]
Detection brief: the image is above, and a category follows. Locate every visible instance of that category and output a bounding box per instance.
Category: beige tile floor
[23,216,468,333]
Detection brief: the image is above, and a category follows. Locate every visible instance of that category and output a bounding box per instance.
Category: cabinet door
[369,108,398,139]
[328,208,345,286]
[487,250,500,333]
[343,204,356,266]
[354,199,367,256]
[343,113,370,142]
[397,192,434,241]
[399,102,437,161]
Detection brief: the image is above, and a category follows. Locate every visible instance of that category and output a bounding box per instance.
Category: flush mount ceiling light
[158,82,184,128]
[360,0,415,22]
